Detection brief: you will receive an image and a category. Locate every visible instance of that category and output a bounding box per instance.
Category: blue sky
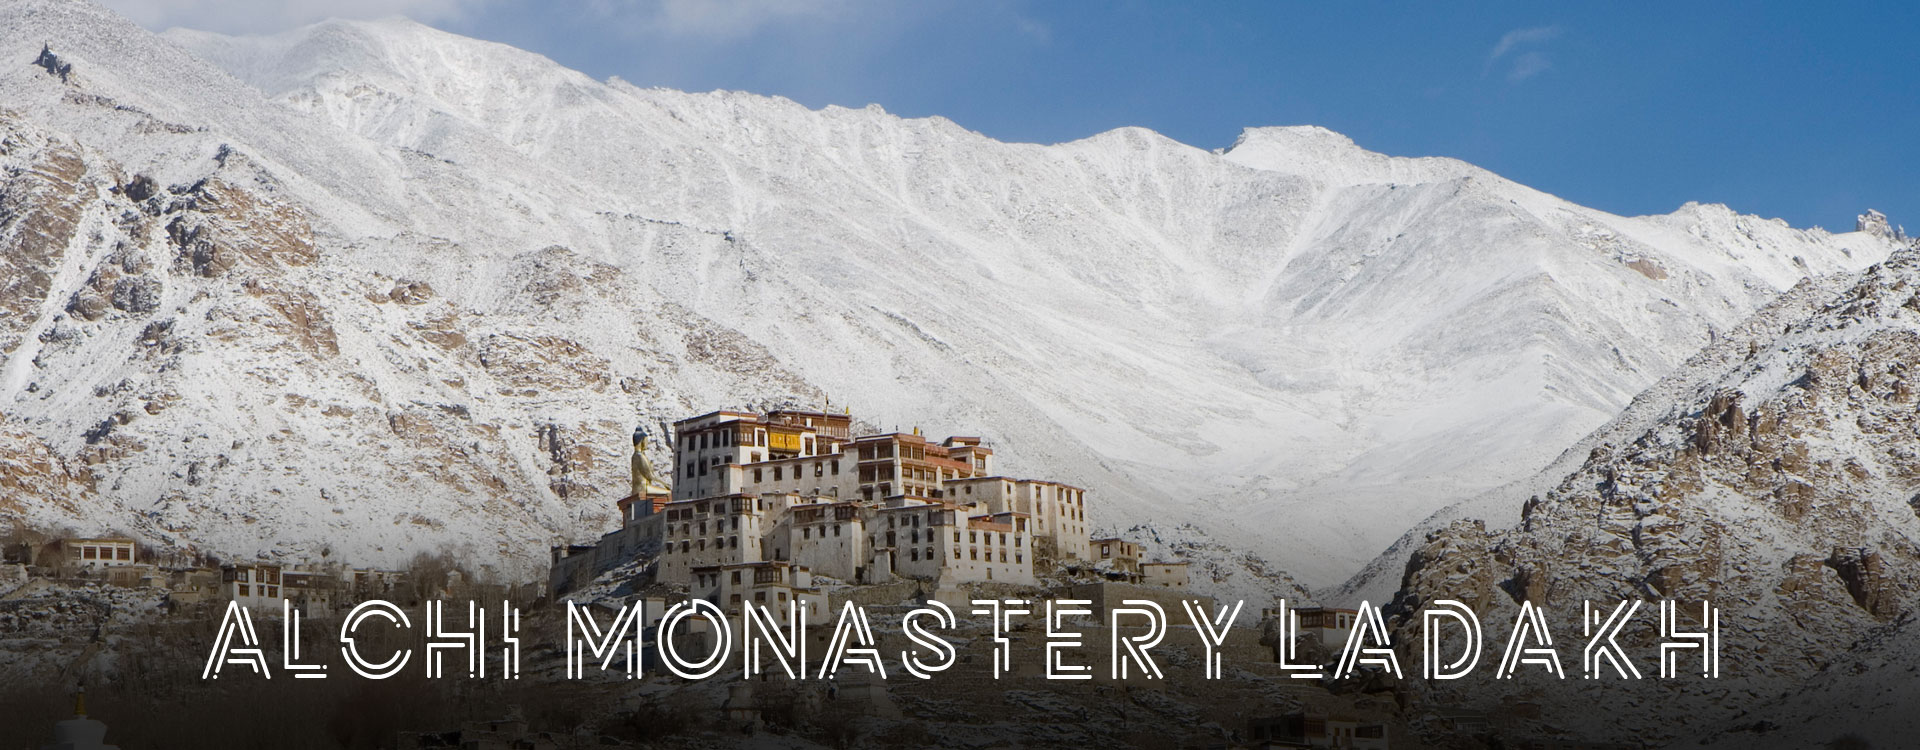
[109,1,1918,232]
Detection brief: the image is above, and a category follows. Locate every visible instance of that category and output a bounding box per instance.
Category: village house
[281,568,342,617]
[54,538,164,588]
[1141,561,1189,589]
[61,538,138,568]
[1292,607,1362,648]
[221,563,284,610]
[1092,537,1141,577]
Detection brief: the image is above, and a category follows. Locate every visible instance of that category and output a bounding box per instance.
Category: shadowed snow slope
[0,0,1901,584]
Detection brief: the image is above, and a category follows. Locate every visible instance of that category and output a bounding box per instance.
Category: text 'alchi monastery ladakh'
[549,407,1190,622]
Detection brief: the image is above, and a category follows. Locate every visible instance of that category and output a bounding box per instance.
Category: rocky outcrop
[32,44,71,83]
[164,175,317,278]
[1389,249,1920,743]
[0,417,94,517]
[1857,209,1903,243]
[0,115,87,355]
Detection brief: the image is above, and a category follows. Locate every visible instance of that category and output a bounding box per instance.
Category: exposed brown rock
[166,176,317,277]
[0,117,87,354]
[479,333,610,394]
[388,279,434,304]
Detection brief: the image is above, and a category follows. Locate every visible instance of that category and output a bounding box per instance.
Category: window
[910,549,919,561]
[833,524,841,537]
[970,548,977,560]
[774,467,783,481]
[754,469,762,483]
[238,584,250,596]
[803,527,811,540]
[116,547,130,561]
[954,531,961,543]
[732,571,742,585]
[954,548,962,559]
[831,460,840,475]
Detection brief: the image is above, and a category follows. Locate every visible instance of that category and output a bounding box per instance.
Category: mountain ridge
[0,0,1903,588]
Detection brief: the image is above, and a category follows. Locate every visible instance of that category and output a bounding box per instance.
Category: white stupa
[41,688,119,750]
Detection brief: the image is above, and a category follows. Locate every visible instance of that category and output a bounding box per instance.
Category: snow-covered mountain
[0,0,1902,585]
[1385,245,1920,745]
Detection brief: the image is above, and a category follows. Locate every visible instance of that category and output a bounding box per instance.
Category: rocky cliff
[1390,247,1920,745]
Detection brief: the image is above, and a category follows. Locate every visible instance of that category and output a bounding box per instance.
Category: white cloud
[1011,13,1048,42]
[586,0,854,40]
[97,0,489,33]
[1489,25,1559,61]
[1486,24,1561,83]
[1506,51,1551,81]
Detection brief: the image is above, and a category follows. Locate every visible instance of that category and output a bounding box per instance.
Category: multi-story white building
[669,410,854,502]
[620,408,1086,591]
[779,500,868,581]
[946,477,1090,561]
[691,561,830,625]
[658,492,787,583]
